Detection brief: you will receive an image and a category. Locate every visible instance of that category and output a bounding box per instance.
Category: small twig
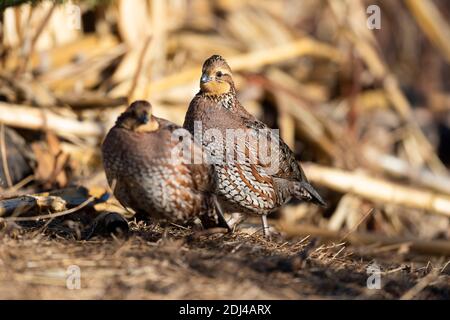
[297,235,311,244]
[0,123,13,188]
[170,222,189,230]
[340,207,374,242]
[440,260,450,274]
[31,216,55,238]
[128,35,152,100]
[18,2,57,73]
[400,267,440,300]
[8,174,34,192]
[331,246,346,260]
[382,266,409,275]
[250,226,265,238]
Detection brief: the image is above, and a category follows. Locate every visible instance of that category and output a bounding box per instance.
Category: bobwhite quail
[102,100,229,229]
[183,55,326,236]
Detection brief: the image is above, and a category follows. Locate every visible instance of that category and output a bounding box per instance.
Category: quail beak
[201,73,212,84]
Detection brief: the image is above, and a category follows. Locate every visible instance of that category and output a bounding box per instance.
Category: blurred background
[0,0,450,251]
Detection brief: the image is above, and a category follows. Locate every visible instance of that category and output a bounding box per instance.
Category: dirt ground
[1,220,449,300]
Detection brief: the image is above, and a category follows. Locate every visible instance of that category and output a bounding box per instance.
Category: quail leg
[195,197,231,238]
[213,195,232,232]
[261,214,270,238]
[199,195,231,232]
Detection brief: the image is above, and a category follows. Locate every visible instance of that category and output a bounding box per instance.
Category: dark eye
[216,71,223,77]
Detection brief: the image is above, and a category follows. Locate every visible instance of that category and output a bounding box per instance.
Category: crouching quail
[183,55,326,237]
[102,100,229,229]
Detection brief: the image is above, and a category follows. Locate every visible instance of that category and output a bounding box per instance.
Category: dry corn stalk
[303,163,450,217]
[126,37,343,98]
[0,102,104,137]
[405,0,450,64]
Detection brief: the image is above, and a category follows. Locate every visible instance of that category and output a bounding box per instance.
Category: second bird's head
[200,55,234,96]
[116,100,159,132]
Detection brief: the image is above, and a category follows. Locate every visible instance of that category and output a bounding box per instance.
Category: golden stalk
[405,0,450,64]
[303,163,450,217]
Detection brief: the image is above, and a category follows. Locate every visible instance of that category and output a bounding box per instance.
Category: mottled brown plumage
[102,100,228,229]
[183,55,325,235]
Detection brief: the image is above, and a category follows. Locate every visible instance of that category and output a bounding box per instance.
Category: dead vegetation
[1,223,449,299]
[0,0,450,299]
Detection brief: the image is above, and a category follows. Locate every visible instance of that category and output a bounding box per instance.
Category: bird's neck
[199,90,237,112]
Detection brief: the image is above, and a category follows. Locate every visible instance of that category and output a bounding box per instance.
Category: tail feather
[294,181,327,207]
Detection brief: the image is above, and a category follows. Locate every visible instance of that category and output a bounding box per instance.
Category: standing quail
[183,55,326,236]
[102,100,229,229]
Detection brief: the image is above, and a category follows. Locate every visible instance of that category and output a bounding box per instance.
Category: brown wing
[241,112,308,183]
[183,94,204,133]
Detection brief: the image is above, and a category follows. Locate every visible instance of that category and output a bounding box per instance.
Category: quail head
[183,55,326,236]
[102,100,229,229]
